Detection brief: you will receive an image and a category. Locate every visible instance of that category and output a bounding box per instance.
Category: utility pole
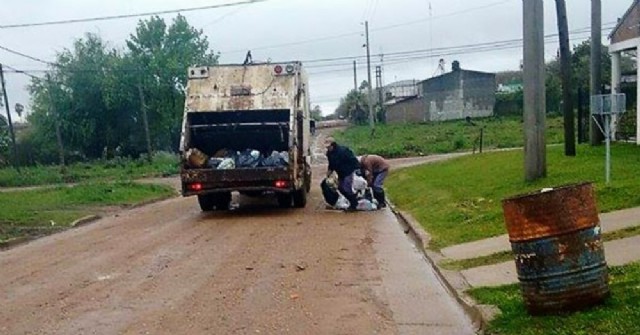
[46,73,66,172]
[353,60,358,91]
[137,80,153,164]
[0,64,19,170]
[375,65,384,122]
[555,0,575,156]
[365,21,375,132]
[523,0,546,181]
[590,0,604,145]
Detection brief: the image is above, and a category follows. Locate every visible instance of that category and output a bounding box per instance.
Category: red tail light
[274,180,288,188]
[188,183,203,191]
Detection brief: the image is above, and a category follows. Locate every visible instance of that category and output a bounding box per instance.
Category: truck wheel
[293,188,307,208]
[197,194,215,211]
[277,193,293,208]
[215,192,232,210]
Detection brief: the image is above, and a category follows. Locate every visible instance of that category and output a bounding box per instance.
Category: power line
[0,45,55,66]
[221,0,517,54]
[2,64,42,80]
[0,0,267,29]
[0,23,616,76]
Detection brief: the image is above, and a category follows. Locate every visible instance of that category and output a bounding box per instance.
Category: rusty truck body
[179,62,312,211]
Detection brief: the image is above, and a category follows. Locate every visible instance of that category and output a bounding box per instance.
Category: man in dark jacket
[325,137,360,210]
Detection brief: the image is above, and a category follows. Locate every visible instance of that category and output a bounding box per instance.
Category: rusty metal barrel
[502,182,609,315]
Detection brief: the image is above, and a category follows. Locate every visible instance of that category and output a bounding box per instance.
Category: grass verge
[0,152,179,188]
[333,116,564,157]
[468,262,640,335]
[387,143,640,250]
[0,181,176,242]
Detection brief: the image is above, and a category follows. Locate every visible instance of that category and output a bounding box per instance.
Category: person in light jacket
[359,154,390,208]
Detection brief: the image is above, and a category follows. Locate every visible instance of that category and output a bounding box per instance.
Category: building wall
[421,70,495,122]
[385,98,426,124]
[611,2,640,44]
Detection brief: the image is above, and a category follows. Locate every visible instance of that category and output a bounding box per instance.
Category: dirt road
[1,132,475,334]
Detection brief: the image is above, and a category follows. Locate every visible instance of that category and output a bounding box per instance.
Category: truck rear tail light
[285,64,295,74]
[188,183,203,191]
[274,180,288,188]
[274,65,283,74]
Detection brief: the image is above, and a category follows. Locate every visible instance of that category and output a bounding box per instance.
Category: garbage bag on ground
[356,198,378,211]
[352,174,368,194]
[321,178,340,206]
[335,195,350,210]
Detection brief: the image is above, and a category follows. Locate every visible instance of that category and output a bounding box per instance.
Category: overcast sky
[0,0,632,121]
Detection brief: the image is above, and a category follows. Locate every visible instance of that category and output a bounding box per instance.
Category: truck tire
[215,192,232,210]
[293,188,307,208]
[198,192,231,212]
[277,193,293,208]
[197,194,215,211]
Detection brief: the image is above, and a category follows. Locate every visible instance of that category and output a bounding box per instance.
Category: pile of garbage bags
[321,172,378,211]
[185,148,289,170]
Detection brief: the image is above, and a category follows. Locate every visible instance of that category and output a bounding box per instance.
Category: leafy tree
[23,15,218,164]
[311,105,322,120]
[127,14,218,151]
[0,114,8,166]
[335,89,369,124]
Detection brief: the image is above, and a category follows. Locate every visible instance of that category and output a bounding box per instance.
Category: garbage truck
[179,62,312,211]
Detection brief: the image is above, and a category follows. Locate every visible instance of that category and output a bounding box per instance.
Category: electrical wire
[0,0,267,29]
[221,0,518,54]
[0,23,617,77]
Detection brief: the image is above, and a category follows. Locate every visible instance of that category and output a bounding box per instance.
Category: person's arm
[365,169,373,186]
[327,153,335,177]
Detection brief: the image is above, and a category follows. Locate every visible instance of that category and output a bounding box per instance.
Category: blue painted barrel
[502,183,609,315]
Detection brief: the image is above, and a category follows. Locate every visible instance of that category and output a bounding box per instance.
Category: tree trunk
[555,0,575,156]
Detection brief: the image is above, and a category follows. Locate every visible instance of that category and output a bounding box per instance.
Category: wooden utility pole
[46,73,66,172]
[0,64,19,170]
[555,0,575,156]
[364,21,375,132]
[353,60,358,91]
[523,0,546,181]
[137,81,153,163]
[590,0,604,145]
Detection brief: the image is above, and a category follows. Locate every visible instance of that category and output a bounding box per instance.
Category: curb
[71,215,102,228]
[389,203,487,333]
[0,236,32,250]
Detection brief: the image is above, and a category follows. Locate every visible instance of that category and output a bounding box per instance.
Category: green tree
[127,14,218,151]
[311,105,322,120]
[0,114,8,166]
[24,15,218,164]
[335,89,369,124]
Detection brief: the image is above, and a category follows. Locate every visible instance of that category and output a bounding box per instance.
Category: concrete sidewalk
[435,205,640,288]
[441,206,640,261]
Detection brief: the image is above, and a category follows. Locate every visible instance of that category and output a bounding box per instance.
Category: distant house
[382,80,419,101]
[609,0,640,143]
[385,96,426,123]
[385,62,496,123]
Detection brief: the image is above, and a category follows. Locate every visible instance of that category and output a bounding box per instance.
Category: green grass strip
[0,181,175,241]
[469,262,640,335]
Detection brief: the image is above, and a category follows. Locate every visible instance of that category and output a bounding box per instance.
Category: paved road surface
[1,131,475,334]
